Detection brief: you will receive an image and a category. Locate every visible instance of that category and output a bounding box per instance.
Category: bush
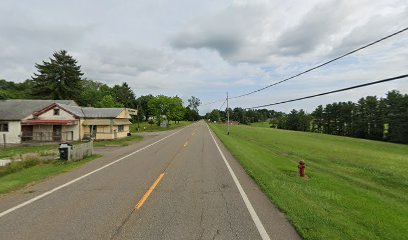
[0,159,43,178]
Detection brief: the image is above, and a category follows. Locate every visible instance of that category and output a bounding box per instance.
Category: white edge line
[0,125,190,219]
[207,124,271,240]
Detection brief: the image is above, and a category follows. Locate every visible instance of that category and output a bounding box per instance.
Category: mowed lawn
[130,121,192,132]
[210,124,408,240]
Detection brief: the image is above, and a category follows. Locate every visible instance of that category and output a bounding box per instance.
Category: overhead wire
[201,98,226,106]
[226,27,408,99]
[200,27,408,108]
[246,74,408,109]
[219,98,227,111]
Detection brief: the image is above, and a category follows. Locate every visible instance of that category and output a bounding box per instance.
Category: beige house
[0,100,136,144]
[28,103,135,141]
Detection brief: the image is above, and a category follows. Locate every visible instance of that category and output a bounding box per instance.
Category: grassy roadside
[93,135,143,147]
[249,121,271,128]
[0,144,58,159]
[0,154,102,194]
[0,134,144,193]
[210,124,408,240]
[130,121,192,132]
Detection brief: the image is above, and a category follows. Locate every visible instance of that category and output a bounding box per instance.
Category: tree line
[206,91,408,144]
[0,50,201,125]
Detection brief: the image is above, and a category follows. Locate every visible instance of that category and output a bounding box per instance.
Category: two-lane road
[0,121,300,240]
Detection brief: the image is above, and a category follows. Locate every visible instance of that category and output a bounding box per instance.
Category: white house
[0,100,136,144]
[0,100,78,144]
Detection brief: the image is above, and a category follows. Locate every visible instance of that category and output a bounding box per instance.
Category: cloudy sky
[1,0,407,113]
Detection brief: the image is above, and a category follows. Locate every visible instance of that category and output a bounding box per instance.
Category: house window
[118,125,124,132]
[54,109,60,115]
[0,123,8,132]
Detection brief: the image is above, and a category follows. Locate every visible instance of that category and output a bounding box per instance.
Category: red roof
[22,120,78,125]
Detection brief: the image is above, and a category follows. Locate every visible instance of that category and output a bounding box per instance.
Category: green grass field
[130,121,192,132]
[210,124,408,240]
[0,144,58,159]
[249,121,272,128]
[0,154,102,194]
[93,135,143,147]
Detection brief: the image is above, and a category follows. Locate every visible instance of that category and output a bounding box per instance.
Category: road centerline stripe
[135,173,165,209]
[0,126,188,219]
[207,124,271,240]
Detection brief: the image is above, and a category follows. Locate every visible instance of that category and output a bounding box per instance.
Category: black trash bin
[59,143,71,161]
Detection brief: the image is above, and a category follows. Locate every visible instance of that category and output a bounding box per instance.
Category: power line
[247,74,408,109]
[201,98,225,106]
[230,27,408,100]
[219,98,227,111]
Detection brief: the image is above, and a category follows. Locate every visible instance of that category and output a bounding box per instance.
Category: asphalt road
[0,121,300,240]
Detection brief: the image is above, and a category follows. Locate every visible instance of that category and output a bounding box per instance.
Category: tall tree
[148,95,173,126]
[136,94,155,121]
[31,50,84,101]
[168,96,185,124]
[384,90,408,143]
[95,95,124,108]
[208,109,221,122]
[311,105,324,133]
[111,82,136,108]
[77,79,109,107]
[187,96,201,120]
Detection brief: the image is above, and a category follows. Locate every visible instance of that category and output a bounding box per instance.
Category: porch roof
[82,119,132,126]
[22,120,78,125]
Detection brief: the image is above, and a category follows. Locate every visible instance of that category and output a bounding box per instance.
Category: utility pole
[137,100,141,132]
[227,92,230,135]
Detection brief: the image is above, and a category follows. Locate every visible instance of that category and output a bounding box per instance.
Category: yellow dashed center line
[136,130,195,209]
[135,173,165,209]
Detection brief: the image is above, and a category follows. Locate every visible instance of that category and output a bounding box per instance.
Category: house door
[22,125,33,141]
[90,125,97,138]
[53,125,62,141]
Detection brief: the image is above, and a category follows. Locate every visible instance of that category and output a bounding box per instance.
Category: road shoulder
[208,125,301,240]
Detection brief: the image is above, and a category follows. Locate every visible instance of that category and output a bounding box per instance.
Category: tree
[111,82,136,108]
[311,105,324,132]
[31,50,84,101]
[364,96,384,140]
[136,95,155,121]
[148,95,173,126]
[0,79,33,99]
[231,107,248,124]
[95,95,124,108]
[77,79,109,107]
[184,107,200,121]
[209,109,221,122]
[168,96,185,124]
[187,96,201,120]
[384,90,408,143]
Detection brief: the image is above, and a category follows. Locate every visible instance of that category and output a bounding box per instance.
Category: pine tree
[31,50,83,101]
[311,105,324,133]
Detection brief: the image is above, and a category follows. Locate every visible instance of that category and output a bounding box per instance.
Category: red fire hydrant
[298,160,306,177]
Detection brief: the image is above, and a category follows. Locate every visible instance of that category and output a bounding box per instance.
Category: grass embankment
[210,124,408,240]
[0,154,102,194]
[130,121,192,132]
[0,144,58,159]
[249,121,272,128]
[93,135,143,147]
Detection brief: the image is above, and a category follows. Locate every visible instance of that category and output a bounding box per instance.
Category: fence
[70,141,93,161]
[21,131,74,142]
[1,134,6,148]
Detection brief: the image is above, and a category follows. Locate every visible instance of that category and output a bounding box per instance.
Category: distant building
[0,100,137,144]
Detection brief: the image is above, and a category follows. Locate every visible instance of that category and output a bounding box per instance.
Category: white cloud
[0,0,407,114]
